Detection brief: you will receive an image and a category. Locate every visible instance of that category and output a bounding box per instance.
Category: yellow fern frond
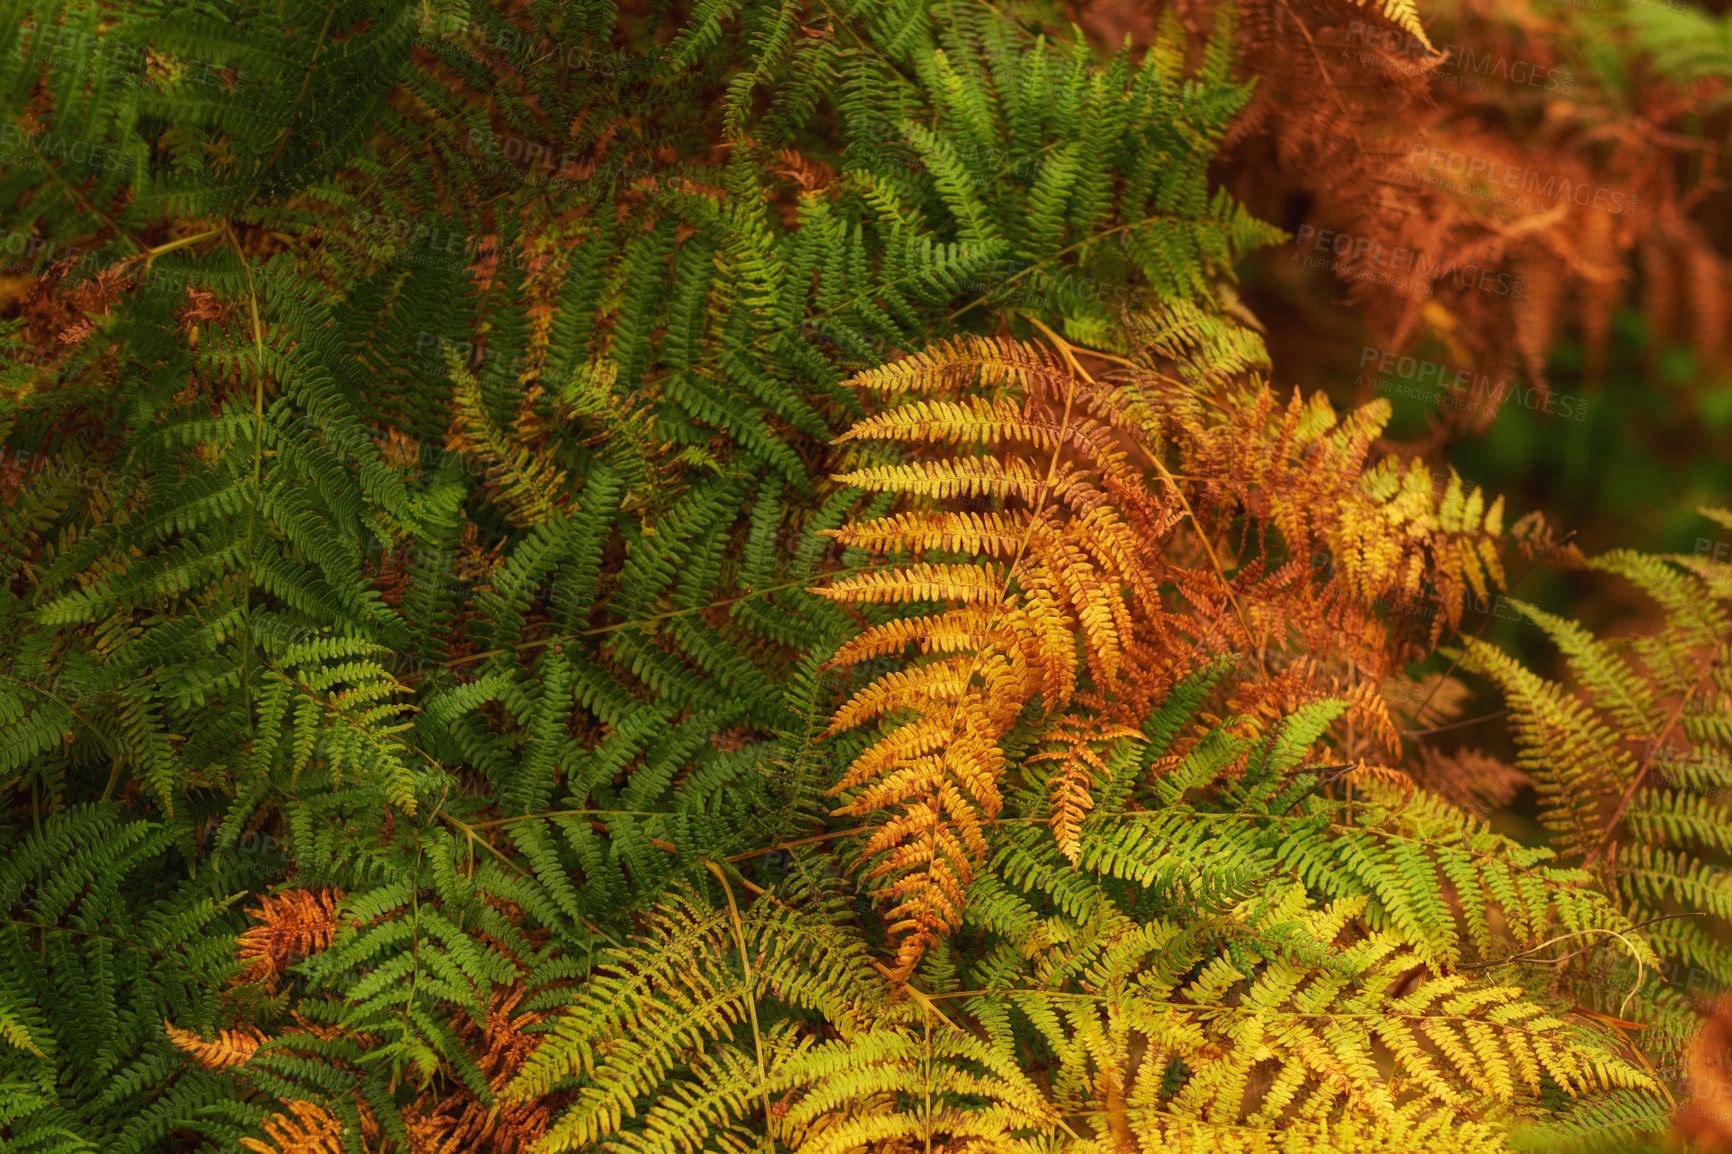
[835,395,1061,447]
[831,456,1049,503]
[820,509,1030,556]
[840,333,1057,398]
[827,607,1020,668]
[1019,581,1083,710]
[812,562,1009,607]
[824,656,997,736]
[1355,0,1434,51]
[1027,543,1126,688]
[834,715,963,791]
[445,350,568,527]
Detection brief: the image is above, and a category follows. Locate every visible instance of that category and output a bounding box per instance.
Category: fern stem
[1462,926,1654,1017]
[441,561,899,669]
[1582,648,1719,870]
[229,226,268,735]
[1461,913,1703,970]
[1399,709,1508,736]
[1030,316,1268,681]
[707,861,775,1151]
[119,228,226,270]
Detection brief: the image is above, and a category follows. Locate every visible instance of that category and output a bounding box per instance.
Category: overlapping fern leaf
[815,323,1540,975]
[355,687,1664,1154]
[1458,516,1732,1071]
[3,0,1727,1150]
[0,808,262,1153]
[954,676,1665,1151]
[814,334,1176,975]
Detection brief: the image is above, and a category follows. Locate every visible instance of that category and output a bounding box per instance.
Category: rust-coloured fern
[815,320,1532,974]
[232,888,346,991]
[239,1099,350,1154]
[400,985,556,1153]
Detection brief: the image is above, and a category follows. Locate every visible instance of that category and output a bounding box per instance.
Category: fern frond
[234,890,346,991]
[1355,0,1436,52]
[165,1023,268,1070]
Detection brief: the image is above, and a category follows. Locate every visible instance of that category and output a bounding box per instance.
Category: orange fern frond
[831,456,1051,503]
[821,509,1031,556]
[239,1100,347,1154]
[824,656,999,739]
[233,888,346,990]
[819,336,1171,976]
[821,319,1546,974]
[1341,762,1419,806]
[839,333,1058,398]
[825,607,1020,668]
[1412,746,1530,816]
[834,395,1060,447]
[813,562,1010,607]
[861,799,979,977]
[164,1021,268,1069]
[1027,710,1143,861]
[400,985,555,1153]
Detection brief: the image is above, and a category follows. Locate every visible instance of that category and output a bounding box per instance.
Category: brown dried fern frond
[233,888,346,990]
[1137,0,1729,427]
[401,984,555,1153]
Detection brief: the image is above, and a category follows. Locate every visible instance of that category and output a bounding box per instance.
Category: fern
[1459,529,1732,1069]
[2,0,1727,1151]
[0,808,262,1153]
[815,324,1535,973]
